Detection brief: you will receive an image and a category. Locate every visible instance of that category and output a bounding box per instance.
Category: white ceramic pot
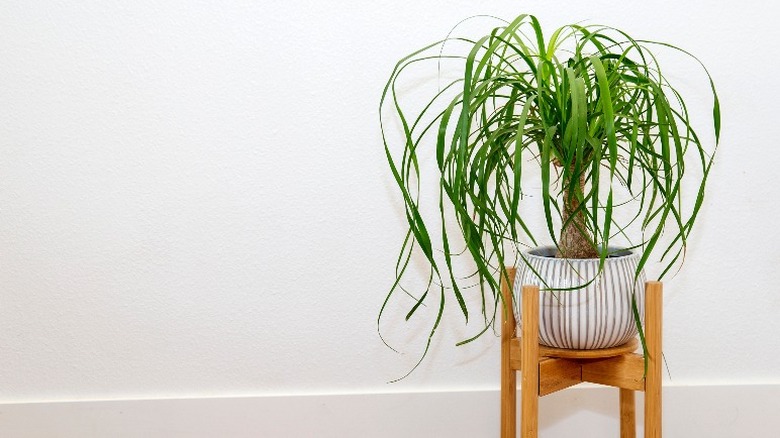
[513,246,646,349]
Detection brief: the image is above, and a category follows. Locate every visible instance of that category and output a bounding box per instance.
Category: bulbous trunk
[556,172,598,259]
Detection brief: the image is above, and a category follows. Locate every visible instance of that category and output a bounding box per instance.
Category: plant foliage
[379,14,719,376]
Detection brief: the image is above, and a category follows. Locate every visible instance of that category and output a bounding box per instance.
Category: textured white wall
[1,0,778,405]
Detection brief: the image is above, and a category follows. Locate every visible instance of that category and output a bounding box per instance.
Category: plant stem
[557,171,598,259]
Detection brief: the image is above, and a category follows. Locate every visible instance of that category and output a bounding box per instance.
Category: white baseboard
[1,384,777,437]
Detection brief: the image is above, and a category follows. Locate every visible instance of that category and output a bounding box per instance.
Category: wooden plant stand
[500,267,663,437]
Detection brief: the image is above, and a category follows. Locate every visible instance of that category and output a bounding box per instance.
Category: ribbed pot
[513,246,646,350]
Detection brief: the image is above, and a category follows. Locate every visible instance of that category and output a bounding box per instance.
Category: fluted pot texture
[513,247,646,349]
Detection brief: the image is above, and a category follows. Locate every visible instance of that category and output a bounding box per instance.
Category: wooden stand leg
[620,388,636,438]
[521,285,539,438]
[501,271,517,438]
[644,282,663,438]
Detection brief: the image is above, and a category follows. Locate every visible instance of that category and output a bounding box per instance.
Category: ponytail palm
[379,15,719,370]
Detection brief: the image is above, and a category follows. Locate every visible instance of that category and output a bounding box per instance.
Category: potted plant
[379,14,719,375]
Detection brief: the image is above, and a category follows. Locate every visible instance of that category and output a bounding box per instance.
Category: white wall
[1,0,778,434]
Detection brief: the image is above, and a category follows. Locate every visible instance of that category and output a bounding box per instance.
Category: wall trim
[1,384,777,437]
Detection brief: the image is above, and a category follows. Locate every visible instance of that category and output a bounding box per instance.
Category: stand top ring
[538,338,639,359]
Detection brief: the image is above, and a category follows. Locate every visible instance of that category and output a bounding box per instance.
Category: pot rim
[523,246,637,260]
